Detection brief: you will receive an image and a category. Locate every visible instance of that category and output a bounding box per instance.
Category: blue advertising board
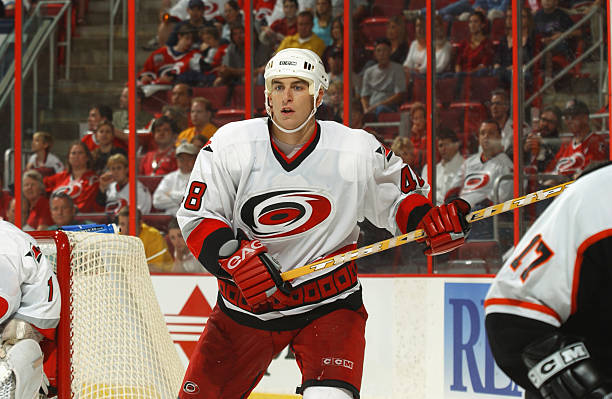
[444,282,524,399]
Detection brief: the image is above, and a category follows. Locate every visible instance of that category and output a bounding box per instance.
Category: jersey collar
[269,120,321,172]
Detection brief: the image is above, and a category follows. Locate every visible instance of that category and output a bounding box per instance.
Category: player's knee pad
[0,339,44,399]
[302,386,354,399]
[1,319,43,346]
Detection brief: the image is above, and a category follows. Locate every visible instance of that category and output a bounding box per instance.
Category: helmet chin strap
[269,90,321,134]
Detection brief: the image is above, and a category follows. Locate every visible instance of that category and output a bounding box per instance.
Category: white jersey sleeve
[0,221,60,337]
[485,163,612,327]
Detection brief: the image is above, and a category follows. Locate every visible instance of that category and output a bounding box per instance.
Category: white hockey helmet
[264,48,329,133]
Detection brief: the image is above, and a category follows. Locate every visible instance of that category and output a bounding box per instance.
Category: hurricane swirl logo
[463,173,490,192]
[240,190,332,239]
[182,381,200,394]
[53,182,83,199]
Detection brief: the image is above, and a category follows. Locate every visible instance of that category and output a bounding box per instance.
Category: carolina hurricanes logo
[240,190,333,239]
[53,181,84,199]
[555,153,586,175]
[105,199,128,216]
[463,173,490,192]
[183,381,200,394]
[204,3,219,17]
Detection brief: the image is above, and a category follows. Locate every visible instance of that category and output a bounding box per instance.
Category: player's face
[489,94,508,120]
[268,77,314,130]
[437,138,458,162]
[22,177,43,202]
[69,145,89,170]
[109,163,128,184]
[171,85,190,108]
[88,108,102,131]
[177,153,197,174]
[297,15,313,38]
[96,124,114,146]
[50,197,75,226]
[153,123,175,147]
[283,0,297,18]
[190,102,211,127]
[479,122,502,155]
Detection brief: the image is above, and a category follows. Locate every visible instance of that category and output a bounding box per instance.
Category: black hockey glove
[522,333,612,399]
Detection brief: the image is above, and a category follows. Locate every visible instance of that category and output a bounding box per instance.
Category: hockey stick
[281,180,574,281]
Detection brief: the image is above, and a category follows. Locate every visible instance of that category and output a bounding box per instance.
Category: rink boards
[151,275,525,399]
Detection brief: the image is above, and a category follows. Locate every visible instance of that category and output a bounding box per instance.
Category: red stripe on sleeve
[185,218,232,259]
[395,193,432,234]
[484,298,562,324]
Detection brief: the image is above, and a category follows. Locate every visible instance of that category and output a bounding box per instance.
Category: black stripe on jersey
[217,288,363,331]
[269,120,321,172]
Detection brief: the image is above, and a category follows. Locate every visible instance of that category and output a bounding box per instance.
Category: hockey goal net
[29,230,184,398]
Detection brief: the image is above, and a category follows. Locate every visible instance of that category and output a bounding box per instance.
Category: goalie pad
[0,339,45,399]
[1,320,43,346]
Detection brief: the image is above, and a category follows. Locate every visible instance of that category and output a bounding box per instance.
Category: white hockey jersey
[0,221,60,339]
[452,151,513,208]
[485,163,612,327]
[177,118,430,327]
[26,152,64,174]
[104,181,152,215]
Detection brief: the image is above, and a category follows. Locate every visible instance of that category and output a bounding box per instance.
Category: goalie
[484,162,612,399]
[0,221,60,399]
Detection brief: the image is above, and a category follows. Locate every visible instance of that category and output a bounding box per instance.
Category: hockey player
[0,220,60,398]
[485,161,612,399]
[176,48,471,398]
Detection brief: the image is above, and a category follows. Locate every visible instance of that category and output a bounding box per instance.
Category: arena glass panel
[9,1,612,279]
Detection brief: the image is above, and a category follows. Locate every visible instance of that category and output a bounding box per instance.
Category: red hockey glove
[417,198,471,256]
[218,232,291,308]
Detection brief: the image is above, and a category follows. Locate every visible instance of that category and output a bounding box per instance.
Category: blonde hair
[106,153,128,168]
[391,136,411,153]
[33,131,53,147]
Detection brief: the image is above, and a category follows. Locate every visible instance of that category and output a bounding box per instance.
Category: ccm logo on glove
[226,240,264,269]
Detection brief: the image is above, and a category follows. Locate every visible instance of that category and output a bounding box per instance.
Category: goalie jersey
[177,118,431,329]
[0,221,60,340]
[485,162,612,329]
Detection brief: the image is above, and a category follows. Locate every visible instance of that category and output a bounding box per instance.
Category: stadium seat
[411,76,426,103]
[191,86,230,111]
[458,75,501,103]
[360,17,389,47]
[74,213,112,225]
[376,112,401,140]
[449,20,469,45]
[214,109,246,126]
[489,17,506,44]
[436,76,458,105]
[371,0,405,17]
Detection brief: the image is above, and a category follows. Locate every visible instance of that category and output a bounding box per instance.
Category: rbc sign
[444,282,523,398]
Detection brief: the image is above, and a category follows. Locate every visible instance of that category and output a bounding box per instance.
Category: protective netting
[38,232,184,399]
[0,360,16,399]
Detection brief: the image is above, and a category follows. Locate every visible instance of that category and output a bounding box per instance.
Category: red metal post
[128,0,137,236]
[343,0,350,126]
[14,0,23,228]
[244,0,252,119]
[511,0,521,244]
